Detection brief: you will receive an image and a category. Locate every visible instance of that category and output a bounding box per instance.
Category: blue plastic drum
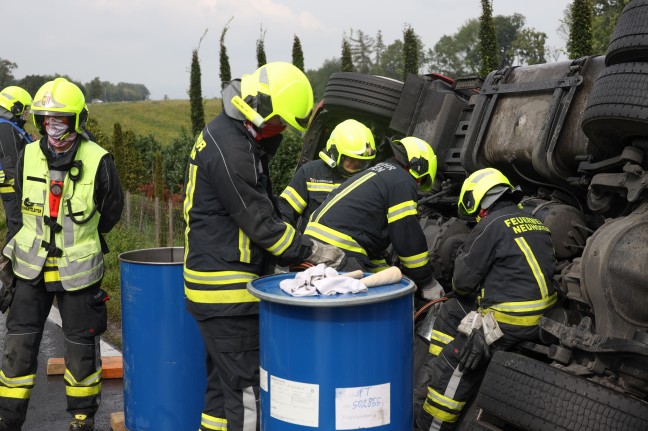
[248,273,415,430]
[119,247,206,431]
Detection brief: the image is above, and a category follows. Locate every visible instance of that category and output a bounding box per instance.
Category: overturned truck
[298,2,648,430]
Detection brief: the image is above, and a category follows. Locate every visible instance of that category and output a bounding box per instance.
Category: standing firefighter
[278,118,376,231]
[0,78,124,431]
[415,168,557,430]
[304,136,443,299]
[183,61,345,431]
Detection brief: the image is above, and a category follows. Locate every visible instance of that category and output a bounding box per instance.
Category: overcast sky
[4,0,571,100]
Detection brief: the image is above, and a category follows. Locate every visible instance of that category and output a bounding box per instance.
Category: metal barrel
[119,247,205,431]
[249,273,415,430]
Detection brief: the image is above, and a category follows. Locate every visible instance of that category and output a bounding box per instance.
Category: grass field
[87,98,222,145]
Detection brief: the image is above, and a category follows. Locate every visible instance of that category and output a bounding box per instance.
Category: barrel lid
[247,272,415,307]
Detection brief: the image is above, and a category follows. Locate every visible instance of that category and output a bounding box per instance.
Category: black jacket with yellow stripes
[278,159,345,231]
[304,159,433,286]
[183,113,312,318]
[453,201,557,334]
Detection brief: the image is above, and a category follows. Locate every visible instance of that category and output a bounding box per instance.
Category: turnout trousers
[415,298,524,431]
[197,315,259,431]
[0,278,107,430]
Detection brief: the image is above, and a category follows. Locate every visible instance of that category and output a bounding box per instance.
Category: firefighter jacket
[3,137,123,291]
[0,109,32,238]
[453,202,557,330]
[278,159,345,230]
[183,112,313,319]
[304,159,433,286]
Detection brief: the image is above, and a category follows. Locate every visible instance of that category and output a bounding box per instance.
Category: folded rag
[279,264,368,297]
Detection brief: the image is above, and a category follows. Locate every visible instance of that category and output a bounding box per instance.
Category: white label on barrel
[270,375,319,427]
[335,383,390,429]
[260,367,268,392]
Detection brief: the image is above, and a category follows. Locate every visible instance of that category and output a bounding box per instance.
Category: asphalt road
[0,308,123,431]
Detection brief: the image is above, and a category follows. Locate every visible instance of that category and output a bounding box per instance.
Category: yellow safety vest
[3,140,107,291]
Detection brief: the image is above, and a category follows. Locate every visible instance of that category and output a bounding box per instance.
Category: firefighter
[415,168,557,430]
[0,86,34,241]
[0,78,124,431]
[303,136,443,298]
[183,62,345,431]
[278,118,376,231]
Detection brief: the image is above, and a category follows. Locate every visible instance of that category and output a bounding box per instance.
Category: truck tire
[475,351,648,431]
[322,73,403,120]
[605,0,648,66]
[580,62,648,154]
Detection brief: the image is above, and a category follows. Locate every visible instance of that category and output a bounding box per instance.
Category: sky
[4,0,571,101]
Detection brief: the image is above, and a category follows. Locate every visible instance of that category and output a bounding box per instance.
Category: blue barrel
[248,273,415,430]
[119,247,206,431]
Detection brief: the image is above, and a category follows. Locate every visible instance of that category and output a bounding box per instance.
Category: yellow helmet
[31,77,88,135]
[239,62,314,132]
[391,137,437,191]
[458,168,516,217]
[0,86,32,118]
[320,119,376,176]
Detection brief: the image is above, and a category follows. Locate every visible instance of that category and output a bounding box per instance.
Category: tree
[307,58,341,101]
[567,0,594,58]
[592,0,630,54]
[512,28,548,65]
[219,17,234,89]
[479,0,499,78]
[494,14,527,67]
[292,35,305,72]
[341,38,355,72]
[256,25,267,68]
[375,40,404,80]
[403,25,420,79]
[0,59,17,89]
[86,77,104,101]
[428,20,481,77]
[349,29,375,73]
[189,48,205,138]
[269,129,302,195]
[374,30,386,66]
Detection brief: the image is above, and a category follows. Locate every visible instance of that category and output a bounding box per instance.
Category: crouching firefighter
[415,168,557,430]
[0,78,124,431]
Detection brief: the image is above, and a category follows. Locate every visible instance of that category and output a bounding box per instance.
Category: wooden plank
[110,411,127,431]
[46,356,123,379]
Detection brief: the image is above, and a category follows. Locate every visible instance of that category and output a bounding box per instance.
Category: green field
[87,98,222,144]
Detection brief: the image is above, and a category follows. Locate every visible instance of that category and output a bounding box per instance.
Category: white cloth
[279,264,368,297]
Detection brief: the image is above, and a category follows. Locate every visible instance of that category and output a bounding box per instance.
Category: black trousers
[0,279,106,430]
[197,315,260,431]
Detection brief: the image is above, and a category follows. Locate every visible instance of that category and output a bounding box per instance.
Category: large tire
[580,62,648,154]
[605,0,648,66]
[476,351,648,431]
[322,73,403,120]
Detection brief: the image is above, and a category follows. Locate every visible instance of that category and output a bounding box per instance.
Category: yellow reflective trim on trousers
[427,386,466,411]
[0,371,36,387]
[238,230,251,263]
[306,181,339,193]
[514,237,549,298]
[484,309,542,326]
[429,344,443,356]
[201,412,228,430]
[423,401,460,423]
[280,186,307,214]
[0,386,31,399]
[184,268,258,285]
[304,223,367,255]
[370,259,388,271]
[399,251,429,269]
[268,223,296,256]
[65,383,101,397]
[64,368,102,387]
[387,200,417,223]
[0,186,14,194]
[185,286,260,304]
[431,330,453,345]
[313,171,375,222]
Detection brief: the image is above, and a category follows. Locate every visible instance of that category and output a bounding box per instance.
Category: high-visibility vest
[3,140,107,291]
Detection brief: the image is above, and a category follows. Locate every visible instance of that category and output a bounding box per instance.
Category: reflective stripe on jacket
[3,141,106,290]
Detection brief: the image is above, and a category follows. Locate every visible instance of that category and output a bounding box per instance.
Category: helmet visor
[339,155,372,176]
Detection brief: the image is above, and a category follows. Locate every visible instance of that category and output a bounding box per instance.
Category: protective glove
[458,328,491,372]
[418,278,445,300]
[0,256,16,314]
[305,239,346,269]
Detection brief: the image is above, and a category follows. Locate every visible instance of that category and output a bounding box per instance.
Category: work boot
[0,416,19,431]
[69,414,94,431]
